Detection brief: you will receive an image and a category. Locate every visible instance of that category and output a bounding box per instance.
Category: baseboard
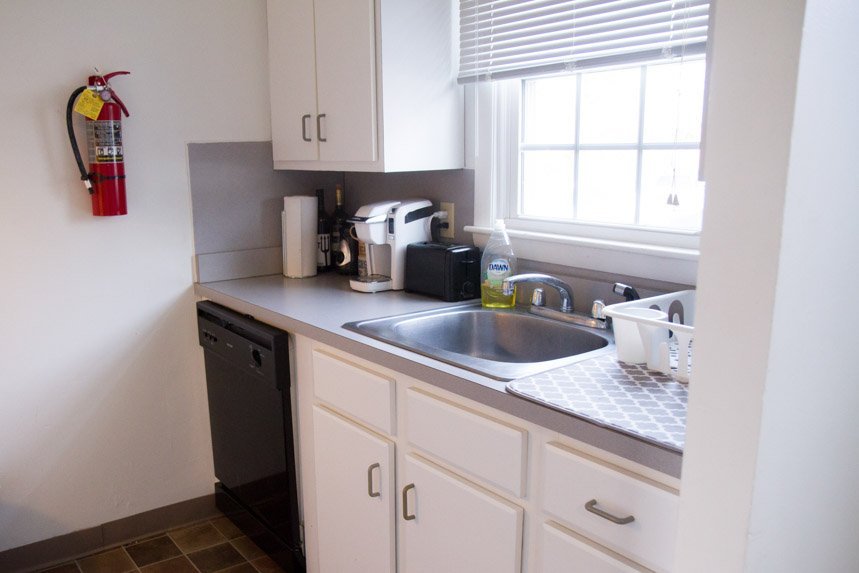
[0,494,219,572]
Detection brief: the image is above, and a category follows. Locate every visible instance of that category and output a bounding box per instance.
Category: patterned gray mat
[507,354,688,452]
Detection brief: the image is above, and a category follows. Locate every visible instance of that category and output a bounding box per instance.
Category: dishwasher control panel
[197,301,290,389]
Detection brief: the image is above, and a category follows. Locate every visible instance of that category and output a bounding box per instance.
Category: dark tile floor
[38,517,285,573]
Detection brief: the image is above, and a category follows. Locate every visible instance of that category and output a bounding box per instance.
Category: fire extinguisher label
[73,90,105,120]
[87,120,124,164]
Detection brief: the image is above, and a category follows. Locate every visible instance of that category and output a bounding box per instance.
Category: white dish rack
[604,290,696,383]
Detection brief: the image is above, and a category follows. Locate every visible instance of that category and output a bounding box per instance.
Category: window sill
[465,225,698,285]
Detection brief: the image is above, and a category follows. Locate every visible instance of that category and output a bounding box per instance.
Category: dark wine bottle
[331,184,355,275]
[331,184,347,251]
[315,189,332,271]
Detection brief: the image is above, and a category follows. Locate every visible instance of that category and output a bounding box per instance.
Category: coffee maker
[348,199,434,292]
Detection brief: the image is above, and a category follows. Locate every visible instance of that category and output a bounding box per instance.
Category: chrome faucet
[502,273,608,329]
[501,273,574,312]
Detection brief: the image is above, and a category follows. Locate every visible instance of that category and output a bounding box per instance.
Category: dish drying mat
[507,350,688,452]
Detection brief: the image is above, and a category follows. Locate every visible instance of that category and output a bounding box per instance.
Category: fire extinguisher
[66,71,130,216]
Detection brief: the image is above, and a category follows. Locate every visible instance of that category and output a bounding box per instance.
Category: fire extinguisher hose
[66,86,94,194]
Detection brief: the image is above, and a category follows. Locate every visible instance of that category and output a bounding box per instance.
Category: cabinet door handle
[317,113,327,142]
[367,463,381,498]
[301,114,312,142]
[584,499,635,525]
[402,483,416,520]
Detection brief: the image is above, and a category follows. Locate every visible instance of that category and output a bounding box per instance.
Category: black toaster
[404,242,481,301]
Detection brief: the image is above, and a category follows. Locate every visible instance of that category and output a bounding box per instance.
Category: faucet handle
[531,288,546,307]
[591,299,606,320]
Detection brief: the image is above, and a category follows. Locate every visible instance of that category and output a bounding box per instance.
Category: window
[519,58,706,232]
[461,0,711,283]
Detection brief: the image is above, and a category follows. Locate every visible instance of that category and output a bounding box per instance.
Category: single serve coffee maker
[348,199,435,292]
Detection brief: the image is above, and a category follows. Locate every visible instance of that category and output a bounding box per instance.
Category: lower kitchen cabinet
[312,405,395,573]
[297,339,678,572]
[400,454,524,573]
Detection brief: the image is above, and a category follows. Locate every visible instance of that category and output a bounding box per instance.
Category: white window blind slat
[458,0,710,82]
[461,0,687,29]
[460,14,709,59]
[459,30,708,70]
[460,4,709,46]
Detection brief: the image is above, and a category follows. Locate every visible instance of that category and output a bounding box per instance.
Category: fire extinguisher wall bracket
[66,70,131,217]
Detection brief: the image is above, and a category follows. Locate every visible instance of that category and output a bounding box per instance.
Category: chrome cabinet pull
[317,113,327,142]
[367,463,381,498]
[402,483,416,520]
[301,114,312,142]
[585,499,635,525]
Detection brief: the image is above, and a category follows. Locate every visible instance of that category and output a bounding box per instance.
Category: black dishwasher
[197,301,304,572]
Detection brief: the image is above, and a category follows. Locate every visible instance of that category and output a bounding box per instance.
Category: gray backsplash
[514,259,692,314]
[188,141,691,299]
[188,141,343,256]
[188,141,474,281]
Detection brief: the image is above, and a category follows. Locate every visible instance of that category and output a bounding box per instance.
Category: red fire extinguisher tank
[67,71,130,216]
[86,72,129,216]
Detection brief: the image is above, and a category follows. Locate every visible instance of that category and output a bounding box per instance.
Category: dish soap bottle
[481,219,517,308]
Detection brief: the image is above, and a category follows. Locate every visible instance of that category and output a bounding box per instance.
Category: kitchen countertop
[194,273,684,478]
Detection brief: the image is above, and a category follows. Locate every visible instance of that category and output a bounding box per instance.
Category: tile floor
[38,517,286,573]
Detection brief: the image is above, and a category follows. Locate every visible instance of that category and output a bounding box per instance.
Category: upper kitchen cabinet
[267,0,464,172]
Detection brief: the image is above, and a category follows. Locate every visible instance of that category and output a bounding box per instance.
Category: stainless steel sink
[343,304,614,380]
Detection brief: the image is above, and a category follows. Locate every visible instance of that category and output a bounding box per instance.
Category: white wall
[743,0,859,569]
[0,0,271,550]
[677,0,859,570]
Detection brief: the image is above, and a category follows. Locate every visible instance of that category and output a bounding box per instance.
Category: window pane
[521,151,574,219]
[577,150,636,224]
[579,67,640,144]
[522,76,576,144]
[639,150,705,230]
[643,60,706,144]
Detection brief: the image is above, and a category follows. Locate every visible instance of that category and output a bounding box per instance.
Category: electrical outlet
[440,201,455,239]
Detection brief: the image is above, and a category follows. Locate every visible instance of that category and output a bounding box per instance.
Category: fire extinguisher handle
[100,71,131,117]
[102,70,130,82]
[111,91,131,117]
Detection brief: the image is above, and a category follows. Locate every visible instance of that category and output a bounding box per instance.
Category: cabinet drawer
[406,388,527,497]
[313,350,395,435]
[542,443,677,572]
[540,522,645,573]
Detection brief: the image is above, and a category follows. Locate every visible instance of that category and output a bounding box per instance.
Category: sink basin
[343,304,614,380]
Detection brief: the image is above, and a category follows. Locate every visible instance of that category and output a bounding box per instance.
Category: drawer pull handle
[585,499,635,525]
[402,483,416,520]
[301,114,312,142]
[367,463,381,498]
[317,113,327,142]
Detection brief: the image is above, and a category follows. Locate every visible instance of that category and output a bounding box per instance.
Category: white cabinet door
[313,0,378,162]
[267,0,319,161]
[400,454,523,573]
[313,406,395,573]
[267,0,462,171]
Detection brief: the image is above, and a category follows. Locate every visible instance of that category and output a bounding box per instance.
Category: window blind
[458,0,710,82]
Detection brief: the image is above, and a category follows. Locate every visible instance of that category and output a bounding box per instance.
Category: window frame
[467,73,702,286]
